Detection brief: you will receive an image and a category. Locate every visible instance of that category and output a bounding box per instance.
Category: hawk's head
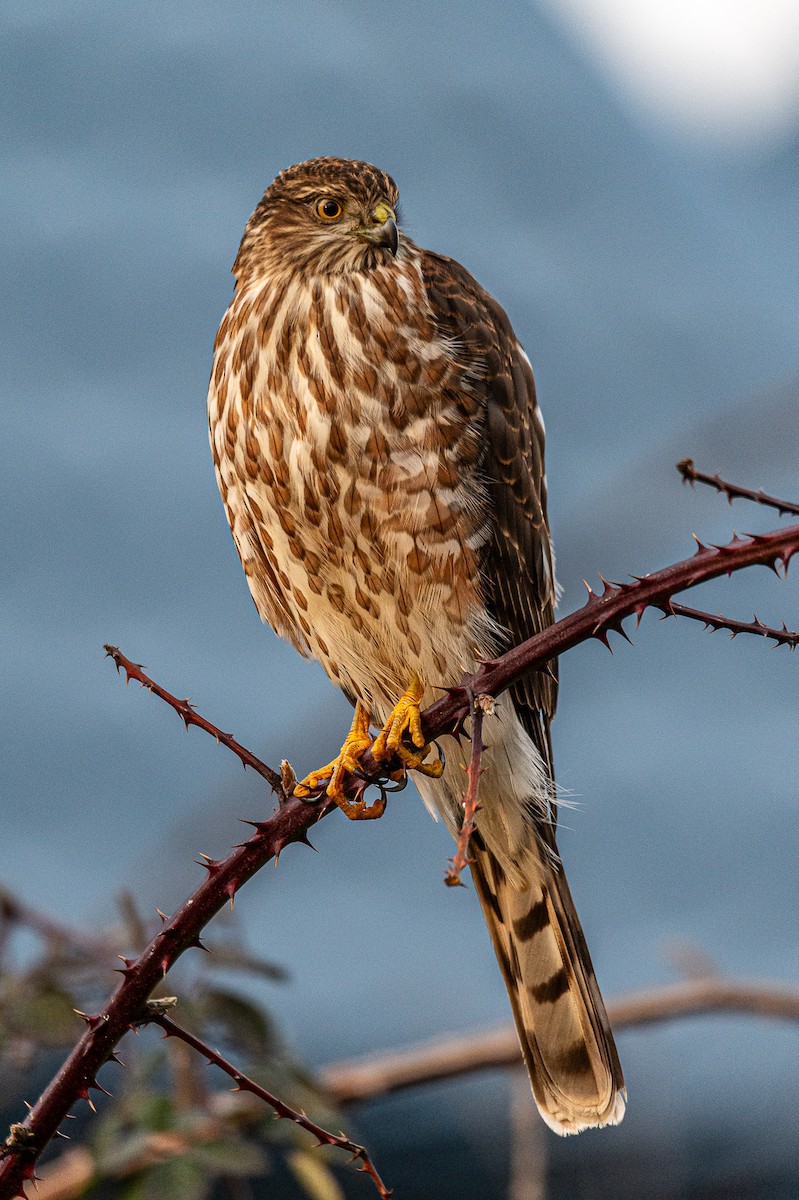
[233,157,400,281]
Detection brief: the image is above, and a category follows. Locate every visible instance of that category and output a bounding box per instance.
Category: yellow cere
[371,202,395,225]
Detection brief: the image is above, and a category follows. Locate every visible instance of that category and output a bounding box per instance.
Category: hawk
[208,157,625,1133]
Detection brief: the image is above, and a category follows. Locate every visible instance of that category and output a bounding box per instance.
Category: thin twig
[444,697,487,887]
[103,646,284,794]
[667,603,799,648]
[677,459,799,517]
[3,521,799,1197]
[320,977,799,1105]
[150,1014,392,1199]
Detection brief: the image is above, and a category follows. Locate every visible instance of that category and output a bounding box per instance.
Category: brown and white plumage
[208,157,625,1133]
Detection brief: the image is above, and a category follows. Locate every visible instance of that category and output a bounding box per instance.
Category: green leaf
[136,1093,176,1133]
[185,1138,269,1177]
[286,1149,345,1200]
[122,1158,210,1200]
[197,987,276,1058]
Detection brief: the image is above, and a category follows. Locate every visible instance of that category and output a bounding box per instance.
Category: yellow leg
[294,702,385,820]
[372,673,444,780]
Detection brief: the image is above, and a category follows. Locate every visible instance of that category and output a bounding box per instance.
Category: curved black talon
[294,785,330,806]
[379,773,408,795]
[351,768,408,795]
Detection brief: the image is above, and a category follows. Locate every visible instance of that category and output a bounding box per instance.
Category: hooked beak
[358,214,399,257]
[373,216,399,256]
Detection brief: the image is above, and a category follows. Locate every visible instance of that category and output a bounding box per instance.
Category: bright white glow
[541,0,799,145]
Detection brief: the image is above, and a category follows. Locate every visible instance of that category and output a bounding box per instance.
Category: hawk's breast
[208,248,499,713]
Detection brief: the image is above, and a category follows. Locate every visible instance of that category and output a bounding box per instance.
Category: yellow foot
[293,702,385,820]
[372,673,445,781]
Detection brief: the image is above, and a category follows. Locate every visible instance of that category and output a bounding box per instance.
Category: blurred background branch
[320,975,799,1105]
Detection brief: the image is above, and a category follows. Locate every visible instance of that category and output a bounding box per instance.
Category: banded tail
[470,833,625,1135]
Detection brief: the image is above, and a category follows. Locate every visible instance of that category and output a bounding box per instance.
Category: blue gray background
[2,2,798,1195]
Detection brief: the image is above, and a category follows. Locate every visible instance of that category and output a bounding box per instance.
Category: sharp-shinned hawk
[207,157,625,1133]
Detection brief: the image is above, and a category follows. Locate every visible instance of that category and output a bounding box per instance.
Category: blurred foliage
[0,885,348,1200]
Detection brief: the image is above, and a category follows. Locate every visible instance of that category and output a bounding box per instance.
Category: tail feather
[470,834,625,1135]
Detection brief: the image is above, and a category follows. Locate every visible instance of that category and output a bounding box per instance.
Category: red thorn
[597,575,621,597]
[238,818,271,833]
[196,853,222,873]
[77,1086,97,1113]
[633,602,649,627]
[187,936,209,953]
[592,628,613,651]
[610,621,634,646]
[155,908,169,923]
[160,955,171,976]
[74,1010,104,1030]
[692,534,708,555]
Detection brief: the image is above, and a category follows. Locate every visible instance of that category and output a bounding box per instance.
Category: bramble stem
[677,458,799,517]
[152,1013,392,1198]
[667,603,798,647]
[103,646,284,794]
[444,698,486,887]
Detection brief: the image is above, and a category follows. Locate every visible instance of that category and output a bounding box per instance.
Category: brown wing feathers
[419,251,556,758]
[420,248,625,1134]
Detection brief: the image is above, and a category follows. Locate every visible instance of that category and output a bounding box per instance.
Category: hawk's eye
[315,198,344,221]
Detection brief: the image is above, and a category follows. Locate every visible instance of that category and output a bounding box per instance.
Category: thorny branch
[444,695,488,887]
[424,521,799,735]
[150,1010,392,1199]
[677,458,799,517]
[2,474,798,1197]
[103,646,284,795]
[665,603,799,648]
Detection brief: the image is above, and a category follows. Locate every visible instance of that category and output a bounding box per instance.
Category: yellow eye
[315,197,344,221]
